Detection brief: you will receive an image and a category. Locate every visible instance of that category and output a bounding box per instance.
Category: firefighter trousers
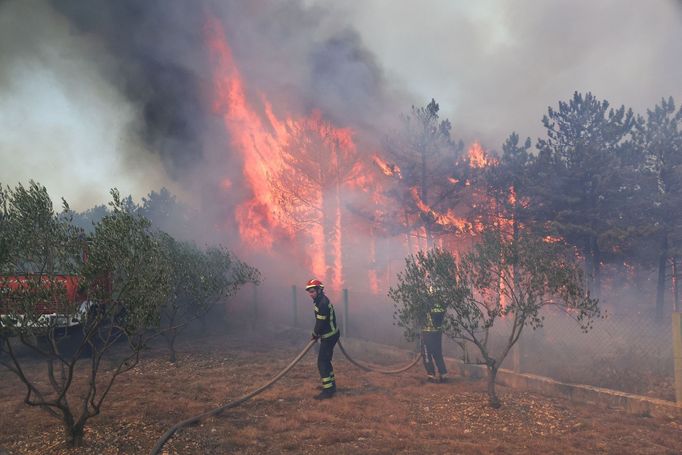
[421,331,447,377]
[318,331,339,390]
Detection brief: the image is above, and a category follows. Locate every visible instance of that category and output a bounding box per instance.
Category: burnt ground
[0,327,681,455]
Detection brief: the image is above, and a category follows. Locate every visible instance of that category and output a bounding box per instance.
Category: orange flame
[410,187,470,233]
[206,17,365,291]
[205,17,522,294]
[467,141,494,168]
[372,154,402,178]
[508,186,517,206]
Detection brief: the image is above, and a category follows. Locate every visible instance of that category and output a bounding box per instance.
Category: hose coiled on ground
[337,339,422,374]
[150,337,421,454]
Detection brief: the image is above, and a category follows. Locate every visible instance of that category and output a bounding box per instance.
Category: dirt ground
[1,327,681,455]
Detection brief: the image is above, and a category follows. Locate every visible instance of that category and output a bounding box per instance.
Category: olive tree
[159,235,260,362]
[390,230,600,408]
[0,184,171,447]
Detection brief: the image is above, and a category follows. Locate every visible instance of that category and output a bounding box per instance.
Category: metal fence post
[343,288,349,336]
[292,285,298,327]
[673,312,682,404]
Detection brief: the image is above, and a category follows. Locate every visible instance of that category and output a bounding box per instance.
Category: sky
[324,0,682,144]
[0,0,681,210]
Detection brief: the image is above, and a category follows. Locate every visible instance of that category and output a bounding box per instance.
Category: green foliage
[533,92,635,295]
[0,181,84,334]
[390,229,600,407]
[158,235,260,347]
[139,187,192,239]
[630,96,682,316]
[382,98,466,243]
[388,248,462,341]
[483,132,534,227]
[457,230,600,336]
[82,189,172,335]
[0,184,175,447]
[67,204,108,234]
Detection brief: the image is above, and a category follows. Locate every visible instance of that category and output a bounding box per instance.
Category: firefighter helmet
[305,278,324,290]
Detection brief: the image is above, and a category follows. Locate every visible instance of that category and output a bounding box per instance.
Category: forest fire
[372,154,402,178]
[467,141,495,168]
[410,187,470,233]
[205,17,365,291]
[205,16,499,293]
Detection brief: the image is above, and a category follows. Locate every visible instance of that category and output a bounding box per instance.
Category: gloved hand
[310,333,320,341]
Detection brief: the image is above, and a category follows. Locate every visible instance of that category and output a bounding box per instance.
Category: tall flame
[467,141,493,168]
[372,154,402,178]
[206,17,363,291]
[205,17,542,295]
[410,187,470,233]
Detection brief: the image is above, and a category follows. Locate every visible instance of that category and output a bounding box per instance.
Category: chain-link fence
[506,305,674,401]
[237,282,677,402]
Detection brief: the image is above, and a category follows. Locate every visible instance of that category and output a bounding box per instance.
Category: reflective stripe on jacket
[313,292,339,338]
[422,303,445,332]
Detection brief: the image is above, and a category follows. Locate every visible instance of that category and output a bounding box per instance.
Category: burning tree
[481,133,534,234]
[382,98,465,249]
[390,230,600,408]
[0,184,172,447]
[270,113,363,288]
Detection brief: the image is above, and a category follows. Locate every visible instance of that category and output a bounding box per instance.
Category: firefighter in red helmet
[306,278,340,399]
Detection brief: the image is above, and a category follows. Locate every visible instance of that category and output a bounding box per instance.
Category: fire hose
[337,339,422,374]
[149,339,317,455]
[150,337,421,455]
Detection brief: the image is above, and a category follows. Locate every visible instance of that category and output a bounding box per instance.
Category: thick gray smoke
[47,0,209,177]
[2,0,681,282]
[2,1,681,386]
[0,0,394,210]
[321,0,682,147]
[4,0,680,207]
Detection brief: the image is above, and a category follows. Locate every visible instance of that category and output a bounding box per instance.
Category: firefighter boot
[314,388,335,400]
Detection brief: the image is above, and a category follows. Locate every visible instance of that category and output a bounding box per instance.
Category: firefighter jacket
[312,292,339,339]
[422,303,445,333]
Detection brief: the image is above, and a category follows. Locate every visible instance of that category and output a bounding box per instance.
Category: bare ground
[1,327,681,455]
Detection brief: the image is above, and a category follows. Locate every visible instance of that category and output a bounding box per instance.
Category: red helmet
[305,278,324,290]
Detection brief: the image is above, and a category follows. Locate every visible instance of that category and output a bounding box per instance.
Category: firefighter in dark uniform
[306,278,340,399]
[421,302,448,383]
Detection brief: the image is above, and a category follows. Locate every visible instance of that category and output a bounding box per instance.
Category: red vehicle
[0,273,90,331]
[0,240,116,333]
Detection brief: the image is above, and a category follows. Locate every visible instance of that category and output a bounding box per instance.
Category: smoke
[1,0,678,384]
[0,0,186,209]
[47,0,208,176]
[0,0,396,208]
[324,0,682,147]
[2,0,681,288]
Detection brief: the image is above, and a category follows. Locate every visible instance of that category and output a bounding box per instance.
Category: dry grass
[1,327,681,454]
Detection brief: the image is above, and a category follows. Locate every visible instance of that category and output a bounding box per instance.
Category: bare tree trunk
[584,237,594,296]
[165,310,178,363]
[167,327,177,363]
[672,256,679,312]
[63,412,85,447]
[656,232,668,321]
[404,210,413,254]
[322,192,337,288]
[592,236,601,300]
[486,364,501,409]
